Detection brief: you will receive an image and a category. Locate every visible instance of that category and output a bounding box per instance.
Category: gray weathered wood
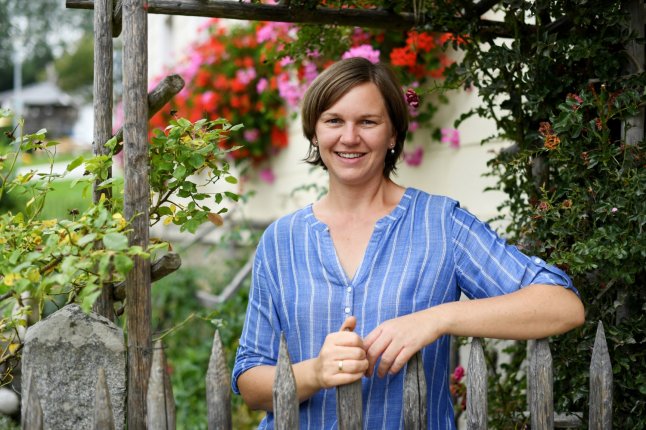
[206,330,232,430]
[589,322,612,430]
[112,74,185,155]
[623,0,645,146]
[273,333,298,429]
[147,340,175,429]
[163,353,177,429]
[466,338,487,430]
[403,351,427,430]
[23,373,43,430]
[91,0,115,322]
[123,0,152,428]
[112,0,123,37]
[336,380,362,430]
[94,368,116,430]
[66,0,514,36]
[113,252,182,301]
[529,338,553,430]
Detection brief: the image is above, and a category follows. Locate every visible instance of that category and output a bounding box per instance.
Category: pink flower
[342,44,381,64]
[452,365,465,382]
[256,78,268,94]
[611,207,618,213]
[259,167,276,184]
[408,121,419,133]
[279,56,294,67]
[236,67,257,85]
[403,145,424,166]
[277,75,304,108]
[405,88,420,108]
[303,62,319,85]
[441,128,460,149]
[243,128,260,142]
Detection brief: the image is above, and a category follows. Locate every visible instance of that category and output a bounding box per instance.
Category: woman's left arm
[364,283,584,378]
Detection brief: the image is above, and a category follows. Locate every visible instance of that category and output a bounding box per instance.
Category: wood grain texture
[206,330,232,430]
[466,338,486,430]
[94,368,116,430]
[529,338,553,430]
[91,0,115,321]
[273,333,298,429]
[589,322,612,430]
[403,351,427,430]
[123,0,152,428]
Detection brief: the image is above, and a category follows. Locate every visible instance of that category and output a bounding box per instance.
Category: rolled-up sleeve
[450,204,577,299]
[231,245,281,395]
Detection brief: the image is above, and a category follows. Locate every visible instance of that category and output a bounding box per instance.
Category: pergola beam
[67,0,515,36]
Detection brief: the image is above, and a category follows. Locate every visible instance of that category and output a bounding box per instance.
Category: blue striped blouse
[232,188,575,429]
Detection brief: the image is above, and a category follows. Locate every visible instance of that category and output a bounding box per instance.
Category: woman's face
[314,82,395,187]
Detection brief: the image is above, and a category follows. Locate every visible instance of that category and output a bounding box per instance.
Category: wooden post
[206,330,232,430]
[147,340,175,429]
[273,333,298,429]
[529,338,553,429]
[403,351,427,430]
[589,322,612,429]
[23,374,43,430]
[91,0,115,321]
[94,368,116,430]
[336,380,362,430]
[466,338,487,430]
[624,0,645,147]
[123,0,151,427]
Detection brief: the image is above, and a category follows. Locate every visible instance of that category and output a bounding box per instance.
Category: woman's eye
[362,119,376,125]
[326,118,341,124]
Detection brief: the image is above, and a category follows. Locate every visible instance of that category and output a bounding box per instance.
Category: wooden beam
[122,0,152,427]
[66,0,515,36]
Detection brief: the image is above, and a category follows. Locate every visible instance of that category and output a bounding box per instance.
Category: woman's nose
[340,124,360,144]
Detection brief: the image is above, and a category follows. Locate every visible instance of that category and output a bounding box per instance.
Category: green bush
[438,0,645,426]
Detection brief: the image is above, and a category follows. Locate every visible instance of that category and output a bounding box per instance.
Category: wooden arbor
[65,0,640,429]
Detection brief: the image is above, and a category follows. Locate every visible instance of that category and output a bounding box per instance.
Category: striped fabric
[232,188,575,429]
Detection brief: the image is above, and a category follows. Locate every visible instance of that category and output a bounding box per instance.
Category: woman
[232,57,584,429]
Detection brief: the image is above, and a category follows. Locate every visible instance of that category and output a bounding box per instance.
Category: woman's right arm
[237,316,369,411]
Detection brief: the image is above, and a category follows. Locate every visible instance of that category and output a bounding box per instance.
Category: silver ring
[338,360,344,372]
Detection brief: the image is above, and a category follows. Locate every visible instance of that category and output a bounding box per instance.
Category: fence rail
[23,321,612,429]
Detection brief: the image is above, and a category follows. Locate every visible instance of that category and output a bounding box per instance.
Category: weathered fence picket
[589,322,613,429]
[403,351,427,430]
[23,373,43,430]
[529,338,554,429]
[147,340,176,430]
[336,379,363,430]
[94,368,116,430]
[273,334,299,429]
[206,330,232,430]
[466,337,487,430]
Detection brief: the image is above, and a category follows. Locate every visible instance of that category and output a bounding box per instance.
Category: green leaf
[114,254,134,274]
[66,155,85,172]
[102,233,129,251]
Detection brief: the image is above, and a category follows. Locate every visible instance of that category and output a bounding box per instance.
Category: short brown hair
[301,57,409,178]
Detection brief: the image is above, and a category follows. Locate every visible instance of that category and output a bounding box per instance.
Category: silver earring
[390,147,395,155]
[313,137,318,146]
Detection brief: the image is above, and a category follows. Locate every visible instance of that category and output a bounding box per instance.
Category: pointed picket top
[273,333,298,429]
[93,368,116,430]
[23,371,43,430]
[147,340,175,430]
[466,337,486,430]
[403,351,427,430]
[207,330,232,430]
[589,321,613,429]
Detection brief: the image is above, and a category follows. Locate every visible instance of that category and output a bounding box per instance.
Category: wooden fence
[22,321,612,429]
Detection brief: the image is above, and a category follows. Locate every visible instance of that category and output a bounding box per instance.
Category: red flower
[390,47,417,67]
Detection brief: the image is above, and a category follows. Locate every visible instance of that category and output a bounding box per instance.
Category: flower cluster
[149,20,453,177]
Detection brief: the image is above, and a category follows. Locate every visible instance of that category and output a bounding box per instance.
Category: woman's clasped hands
[316,312,437,388]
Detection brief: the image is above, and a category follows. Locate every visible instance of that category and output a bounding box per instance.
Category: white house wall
[147,15,509,231]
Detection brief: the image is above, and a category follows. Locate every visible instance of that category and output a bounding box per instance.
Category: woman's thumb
[339,316,357,332]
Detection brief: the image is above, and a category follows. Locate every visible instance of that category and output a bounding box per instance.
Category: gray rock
[21,304,125,429]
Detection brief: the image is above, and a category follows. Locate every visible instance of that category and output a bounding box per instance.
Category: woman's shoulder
[405,188,460,212]
[259,205,315,241]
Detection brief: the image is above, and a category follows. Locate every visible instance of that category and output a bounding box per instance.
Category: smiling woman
[231,57,584,429]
